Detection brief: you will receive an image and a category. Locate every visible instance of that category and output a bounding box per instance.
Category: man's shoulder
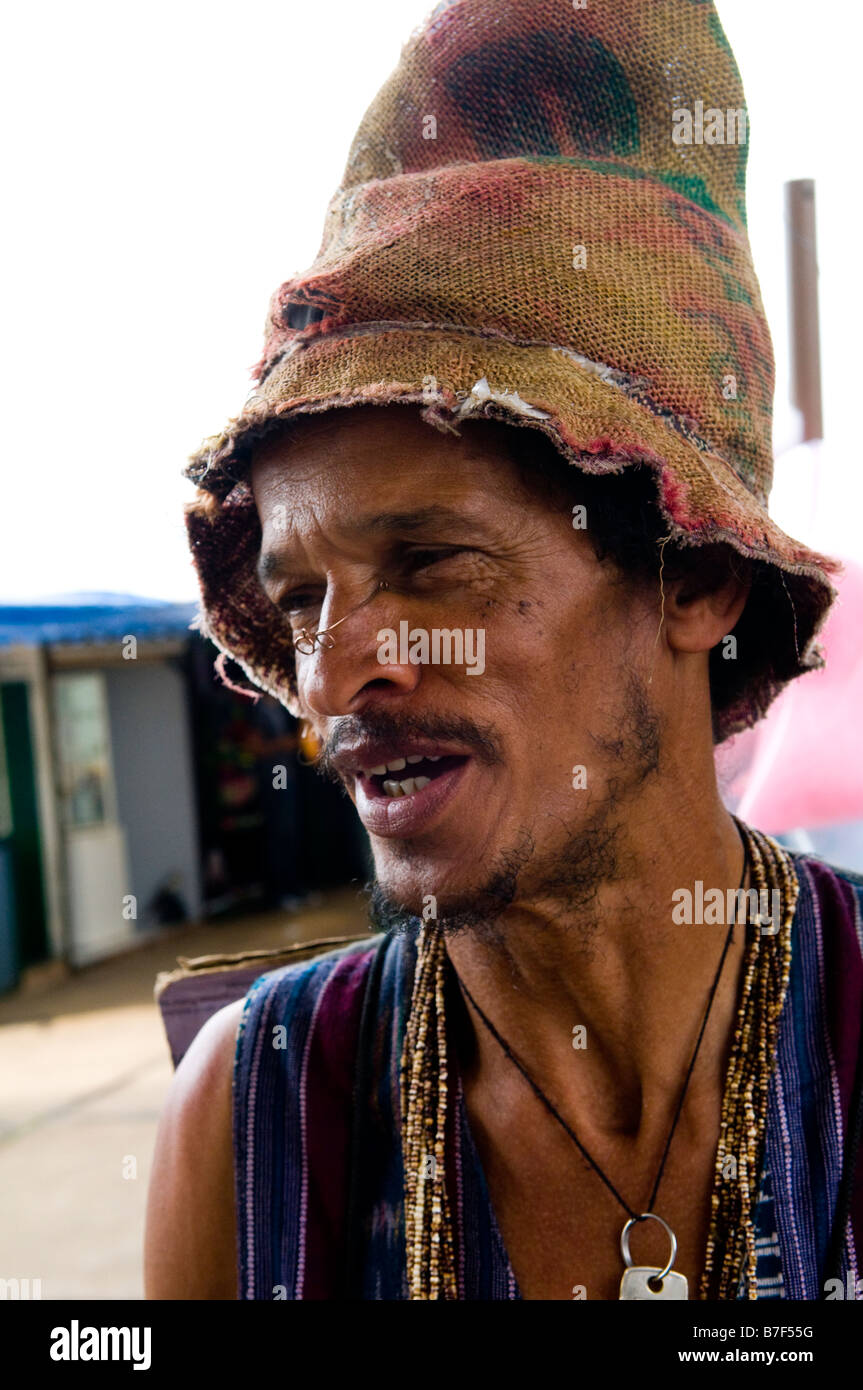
[828,860,863,900]
[244,930,387,1006]
[156,930,384,1069]
[789,846,863,901]
[236,929,403,1067]
[233,928,406,1144]
[787,847,863,969]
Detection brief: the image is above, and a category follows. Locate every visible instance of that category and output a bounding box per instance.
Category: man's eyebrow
[257,508,491,572]
[257,506,495,583]
[359,505,488,536]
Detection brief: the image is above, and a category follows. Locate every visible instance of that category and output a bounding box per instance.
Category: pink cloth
[716,558,863,833]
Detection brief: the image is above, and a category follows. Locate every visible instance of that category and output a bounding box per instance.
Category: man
[145,0,863,1300]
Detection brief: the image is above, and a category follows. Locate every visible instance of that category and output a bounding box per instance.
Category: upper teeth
[363,755,441,777]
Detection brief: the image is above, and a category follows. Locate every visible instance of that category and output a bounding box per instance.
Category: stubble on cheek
[362,587,663,950]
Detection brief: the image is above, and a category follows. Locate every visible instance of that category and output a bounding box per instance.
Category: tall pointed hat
[185,0,839,741]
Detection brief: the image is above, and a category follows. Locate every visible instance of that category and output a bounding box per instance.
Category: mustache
[316,707,504,783]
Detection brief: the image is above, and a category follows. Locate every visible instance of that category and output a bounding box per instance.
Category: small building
[0,597,202,989]
[0,595,370,994]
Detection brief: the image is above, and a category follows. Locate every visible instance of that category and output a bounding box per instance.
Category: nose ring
[292,578,389,654]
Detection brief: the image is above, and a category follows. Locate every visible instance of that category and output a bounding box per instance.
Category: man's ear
[663,550,752,655]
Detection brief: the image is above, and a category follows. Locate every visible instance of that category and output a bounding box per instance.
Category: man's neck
[443,788,749,1145]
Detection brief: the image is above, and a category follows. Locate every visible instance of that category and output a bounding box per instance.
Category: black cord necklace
[452,834,750,1300]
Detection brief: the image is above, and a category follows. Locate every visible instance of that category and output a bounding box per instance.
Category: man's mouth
[342,746,473,837]
[357,753,467,799]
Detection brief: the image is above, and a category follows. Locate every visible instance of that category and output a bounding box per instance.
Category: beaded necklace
[400,819,797,1300]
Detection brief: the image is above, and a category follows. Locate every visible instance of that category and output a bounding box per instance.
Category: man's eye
[281,592,319,616]
[406,547,466,571]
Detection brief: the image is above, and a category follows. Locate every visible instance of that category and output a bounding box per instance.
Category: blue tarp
[0,601,199,647]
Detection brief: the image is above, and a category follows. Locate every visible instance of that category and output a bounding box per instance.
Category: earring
[297,721,322,765]
[293,578,389,654]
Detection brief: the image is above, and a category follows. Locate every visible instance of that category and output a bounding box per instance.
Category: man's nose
[297,586,421,717]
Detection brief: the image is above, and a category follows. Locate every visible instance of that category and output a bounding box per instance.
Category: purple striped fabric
[762,857,863,1297]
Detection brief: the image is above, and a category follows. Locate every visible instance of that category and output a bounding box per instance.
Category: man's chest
[462,1089,722,1301]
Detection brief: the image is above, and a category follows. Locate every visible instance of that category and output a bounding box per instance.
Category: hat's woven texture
[186,0,839,741]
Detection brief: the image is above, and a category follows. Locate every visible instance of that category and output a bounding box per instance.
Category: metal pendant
[619,1213,689,1300]
[619,1265,689,1299]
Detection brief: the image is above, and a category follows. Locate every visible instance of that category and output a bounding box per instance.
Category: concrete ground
[0,888,369,1300]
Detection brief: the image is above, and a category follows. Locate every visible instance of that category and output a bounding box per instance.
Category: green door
[0,683,48,972]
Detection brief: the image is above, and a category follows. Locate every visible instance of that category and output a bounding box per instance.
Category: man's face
[251,406,663,927]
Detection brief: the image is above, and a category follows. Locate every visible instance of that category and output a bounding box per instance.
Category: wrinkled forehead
[248,404,540,536]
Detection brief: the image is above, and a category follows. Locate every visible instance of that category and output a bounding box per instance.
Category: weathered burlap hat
[185,0,839,741]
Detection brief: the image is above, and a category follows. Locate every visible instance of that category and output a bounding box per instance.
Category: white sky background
[1,0,860,602]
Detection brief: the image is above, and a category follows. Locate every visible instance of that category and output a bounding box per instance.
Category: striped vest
[233,851,863,1299]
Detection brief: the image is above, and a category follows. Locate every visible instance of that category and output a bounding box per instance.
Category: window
[53,673,115,828]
